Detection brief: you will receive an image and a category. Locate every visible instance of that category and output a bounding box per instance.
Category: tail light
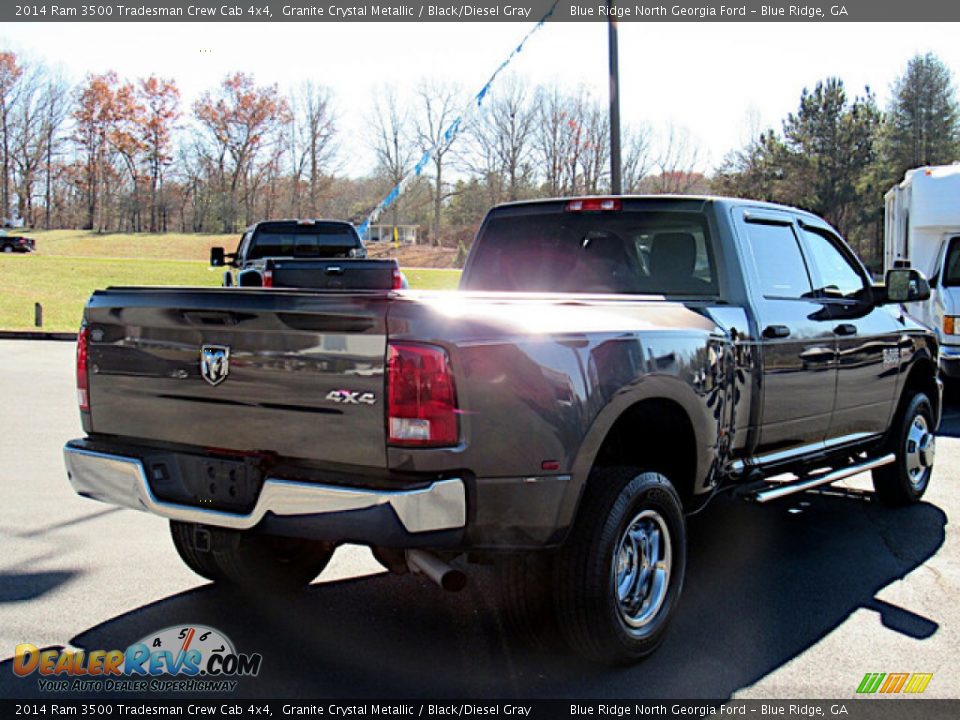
[387,342,458,447]
[77,325,90,411]
[565,198,622,212]
[262,268,274,288]
[392,267,404,290]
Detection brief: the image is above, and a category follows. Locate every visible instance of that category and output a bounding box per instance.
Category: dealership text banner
[5,0,960,22]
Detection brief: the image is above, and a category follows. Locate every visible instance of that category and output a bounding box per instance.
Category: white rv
[884,165,960,378]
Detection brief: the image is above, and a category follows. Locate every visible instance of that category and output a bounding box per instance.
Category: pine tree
[886,52,960,181]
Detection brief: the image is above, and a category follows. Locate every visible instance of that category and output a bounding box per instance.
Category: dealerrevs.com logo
[13,625,262,693]
[856,672,933,695]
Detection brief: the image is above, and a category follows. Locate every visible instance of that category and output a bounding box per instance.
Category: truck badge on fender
[326,389,376,405]
[200,345,230,386]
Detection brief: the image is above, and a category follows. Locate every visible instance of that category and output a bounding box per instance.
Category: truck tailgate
[83,287,389,469]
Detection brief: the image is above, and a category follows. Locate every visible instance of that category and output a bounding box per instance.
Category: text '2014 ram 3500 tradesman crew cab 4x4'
[64,196,940,664]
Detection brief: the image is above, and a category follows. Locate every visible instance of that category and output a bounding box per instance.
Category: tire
[170,521,226,582]
[2,245,12,253]
[495,552,562,649]
[872,392,936,506]
[210,529,335,592]
[556,468,686,664]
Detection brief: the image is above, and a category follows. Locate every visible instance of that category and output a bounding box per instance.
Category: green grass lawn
[20,229,238,261]
[0,254,461,332]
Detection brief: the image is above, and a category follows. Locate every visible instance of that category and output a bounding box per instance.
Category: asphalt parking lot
[1,339,958,699]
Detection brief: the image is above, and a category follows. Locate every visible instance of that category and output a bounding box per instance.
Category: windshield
[248,224,359,260]
[944,236,960,286]
[463,209,717,295]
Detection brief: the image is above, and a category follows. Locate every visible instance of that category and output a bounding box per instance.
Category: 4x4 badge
[200,345,230,386]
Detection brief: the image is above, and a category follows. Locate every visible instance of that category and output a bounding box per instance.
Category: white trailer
[884,164,960,378]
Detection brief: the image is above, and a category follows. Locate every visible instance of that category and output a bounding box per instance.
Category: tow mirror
[210,247,226,267]
[884,267,930,304]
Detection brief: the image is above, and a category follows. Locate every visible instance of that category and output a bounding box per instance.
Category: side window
[799,227,866,298]
[744,220,813,299]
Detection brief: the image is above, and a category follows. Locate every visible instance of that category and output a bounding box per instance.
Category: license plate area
[145,452,265,514]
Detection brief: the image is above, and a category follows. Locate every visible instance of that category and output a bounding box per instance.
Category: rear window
[248,224,359,260]
[463,209,717,295]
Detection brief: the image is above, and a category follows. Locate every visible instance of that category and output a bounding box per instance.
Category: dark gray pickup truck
[210,218,405,290]
[64,196,940,663]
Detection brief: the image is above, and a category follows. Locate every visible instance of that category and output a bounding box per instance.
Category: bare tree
[290,81,337,216]
[532,85,568,196]
[464,76,536,203]
[42,73,69,229]
[651,123,703,193]
[369,87,416,230]
[414,79,462,246]
[10,60,50,225]
[577,100,610,195]
[622,123,655,193]
[0,51,24,221]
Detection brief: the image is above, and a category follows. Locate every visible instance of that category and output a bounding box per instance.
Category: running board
[751,454,895,504]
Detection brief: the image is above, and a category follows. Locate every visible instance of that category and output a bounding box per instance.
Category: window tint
[463,210,717,295]
[744,221,812,299]
[248,225,359,260]
[799,227,866,298]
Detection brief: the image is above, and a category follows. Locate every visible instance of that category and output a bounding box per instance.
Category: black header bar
[5,0,960,23]
[2,700,959,719]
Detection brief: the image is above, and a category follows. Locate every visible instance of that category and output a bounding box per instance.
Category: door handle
[834,323,857,336]
[325,266,344,275]
[763,325,791,339]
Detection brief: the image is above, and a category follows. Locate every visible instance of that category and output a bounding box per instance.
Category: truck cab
[885,165,960,378]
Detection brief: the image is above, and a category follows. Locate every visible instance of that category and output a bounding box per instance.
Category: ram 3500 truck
[64,196,940,663]
[211,219,405,290]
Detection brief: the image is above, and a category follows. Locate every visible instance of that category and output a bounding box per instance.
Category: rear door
[735,209,837,459]
[85,288,389,469]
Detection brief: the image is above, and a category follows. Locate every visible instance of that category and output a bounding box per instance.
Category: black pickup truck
[65,196,940,663]
[1,233,36,253]
[211,219,404,290]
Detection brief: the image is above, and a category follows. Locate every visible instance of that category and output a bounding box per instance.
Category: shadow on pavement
[0,492,946,699]
[0,571,77,603]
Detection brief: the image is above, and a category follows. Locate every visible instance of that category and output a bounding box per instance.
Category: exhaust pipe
[406,550,467,592]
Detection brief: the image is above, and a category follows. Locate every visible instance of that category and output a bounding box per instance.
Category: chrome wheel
[904,414,934,488]
[613,509,672,633]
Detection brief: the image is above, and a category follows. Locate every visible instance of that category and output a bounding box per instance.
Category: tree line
[715,53,960,263]
[0,49,957,263]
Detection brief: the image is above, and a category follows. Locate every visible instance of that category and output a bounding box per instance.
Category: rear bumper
[64,442,466,545]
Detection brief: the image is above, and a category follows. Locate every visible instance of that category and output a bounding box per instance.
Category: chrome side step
[751,453,895,504]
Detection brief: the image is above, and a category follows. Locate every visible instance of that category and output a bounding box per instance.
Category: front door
[736,210,838,459]
[797,221,903,441]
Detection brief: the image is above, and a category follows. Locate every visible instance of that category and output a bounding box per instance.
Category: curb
[0,331,76,341]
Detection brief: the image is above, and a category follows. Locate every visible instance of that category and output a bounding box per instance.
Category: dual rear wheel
[498,469,687,664]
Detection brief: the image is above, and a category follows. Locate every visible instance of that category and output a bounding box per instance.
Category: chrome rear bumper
[64,445,466,534]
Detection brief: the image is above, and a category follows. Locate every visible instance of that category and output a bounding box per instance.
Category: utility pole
[608,3,622,195]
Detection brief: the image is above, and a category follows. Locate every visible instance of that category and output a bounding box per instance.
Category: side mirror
[884,267,931,304]
[210,247,226,267]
